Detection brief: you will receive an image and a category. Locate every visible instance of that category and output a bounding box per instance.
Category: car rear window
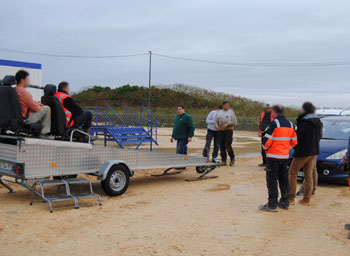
[322,119,350,140]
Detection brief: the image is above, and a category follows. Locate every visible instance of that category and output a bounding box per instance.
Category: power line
[0,47,148,59]
[1,47,349,67]
[152,53,350,67]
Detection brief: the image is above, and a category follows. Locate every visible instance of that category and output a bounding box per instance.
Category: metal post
[148,50,152,109]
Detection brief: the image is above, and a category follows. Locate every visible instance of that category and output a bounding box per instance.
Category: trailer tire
[196,166,207,174]
[101,164,130,196]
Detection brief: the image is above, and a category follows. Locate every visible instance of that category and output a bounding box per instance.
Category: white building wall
[0,60,42,102]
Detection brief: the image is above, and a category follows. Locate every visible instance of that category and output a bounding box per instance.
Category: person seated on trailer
[14,70,51,138]
[54,81,94,136]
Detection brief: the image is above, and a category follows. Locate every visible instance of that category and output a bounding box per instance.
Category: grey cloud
[0,0,349,107]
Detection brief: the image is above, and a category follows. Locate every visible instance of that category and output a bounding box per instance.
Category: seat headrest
[44,84,57,96]
[2,75,16,86]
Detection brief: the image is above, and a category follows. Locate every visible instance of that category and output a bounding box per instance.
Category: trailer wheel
[101,165,130,196]
[196,166,207,174]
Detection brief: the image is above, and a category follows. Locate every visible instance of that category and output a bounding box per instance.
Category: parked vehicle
[316,108,350,117]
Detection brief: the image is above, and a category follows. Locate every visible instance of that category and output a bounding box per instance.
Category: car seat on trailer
[41,84,67,137]
[0,75,42,136]
[41,84,87,142]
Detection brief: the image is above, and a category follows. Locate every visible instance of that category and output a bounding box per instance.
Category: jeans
[297,162,318,195]
[266,158,290,208]
[202,129,219,159]
[289,155,317,202]
[73,110,92,131]
[176,139,188,155]
[28,105,51,134]
[219,129,235,162]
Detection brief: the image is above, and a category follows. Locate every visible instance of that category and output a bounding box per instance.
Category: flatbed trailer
[0,135,217,211]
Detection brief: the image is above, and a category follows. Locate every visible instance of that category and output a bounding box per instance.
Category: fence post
[125,106,128,127]
[140,106,143,127]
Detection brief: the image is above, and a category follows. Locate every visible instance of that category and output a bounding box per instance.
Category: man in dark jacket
[171,105,195,155]
[289,102,323,206]
[258,102,273,167]
[55,81,93,133]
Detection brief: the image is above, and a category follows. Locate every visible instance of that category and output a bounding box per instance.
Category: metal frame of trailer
[0,135,217,212]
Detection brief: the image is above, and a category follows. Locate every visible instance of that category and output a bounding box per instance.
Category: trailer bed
[0,136,214,179]
[0,136,217,202]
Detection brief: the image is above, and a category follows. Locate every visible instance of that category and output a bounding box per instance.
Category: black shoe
[229,158,235,166]
[258,163,266,167]
[258,204,277,212]
[278,202,289,210]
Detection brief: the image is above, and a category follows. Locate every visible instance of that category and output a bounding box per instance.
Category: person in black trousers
[202,107,220,162]
[57,81,93,132]
[258,103,273,167]
[214,101,238,166]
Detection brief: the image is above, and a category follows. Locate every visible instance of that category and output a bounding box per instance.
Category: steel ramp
[30,178,102,213]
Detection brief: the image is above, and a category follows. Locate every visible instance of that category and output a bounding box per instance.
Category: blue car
[292,115,350,185]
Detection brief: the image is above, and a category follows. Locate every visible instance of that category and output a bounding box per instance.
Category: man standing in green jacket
[171,105,195,155]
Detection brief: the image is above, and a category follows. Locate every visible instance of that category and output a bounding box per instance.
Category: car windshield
[322,119,350,140]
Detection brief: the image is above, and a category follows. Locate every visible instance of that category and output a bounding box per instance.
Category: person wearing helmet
[258,102,274,167]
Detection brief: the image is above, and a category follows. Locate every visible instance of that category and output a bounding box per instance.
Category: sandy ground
[0,129,349,256]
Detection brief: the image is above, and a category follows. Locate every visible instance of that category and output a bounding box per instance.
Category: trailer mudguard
[96,160,133,181]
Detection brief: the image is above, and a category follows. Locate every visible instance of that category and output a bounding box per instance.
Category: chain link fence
[153,113,261,131]
[88,106,297,131]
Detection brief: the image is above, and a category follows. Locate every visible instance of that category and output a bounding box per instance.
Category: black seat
[0,75,42,136]
[41,84,66,136]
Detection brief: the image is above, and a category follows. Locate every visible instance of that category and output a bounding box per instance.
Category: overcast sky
[1,0,349,107]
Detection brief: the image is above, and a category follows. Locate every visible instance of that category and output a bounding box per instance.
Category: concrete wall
[0,59,42,101]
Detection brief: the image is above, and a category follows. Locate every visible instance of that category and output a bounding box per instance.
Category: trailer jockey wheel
[195,166,207,174]
[101,164,130,196]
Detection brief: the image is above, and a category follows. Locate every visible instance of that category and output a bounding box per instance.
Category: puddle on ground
[207,184,231,192]
[230,184,248,191]
[207,184,249,192]
[154,144,260,158]
[94,130,262,158]
[6,211,18,215]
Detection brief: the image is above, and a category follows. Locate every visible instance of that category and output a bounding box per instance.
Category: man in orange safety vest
[259,104,298,212]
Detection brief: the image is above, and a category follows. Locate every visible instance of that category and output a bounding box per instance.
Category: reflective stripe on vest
[266,153,290,159]
[263,117,298,158]
[54,91,74,127]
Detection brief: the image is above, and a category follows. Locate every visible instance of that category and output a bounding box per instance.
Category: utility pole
[148,50,152,109]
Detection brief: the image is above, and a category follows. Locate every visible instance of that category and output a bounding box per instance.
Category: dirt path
[0,129,349,255]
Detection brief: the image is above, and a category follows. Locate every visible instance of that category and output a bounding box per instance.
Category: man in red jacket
[258,103,273,167]
[15,70,51,136]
